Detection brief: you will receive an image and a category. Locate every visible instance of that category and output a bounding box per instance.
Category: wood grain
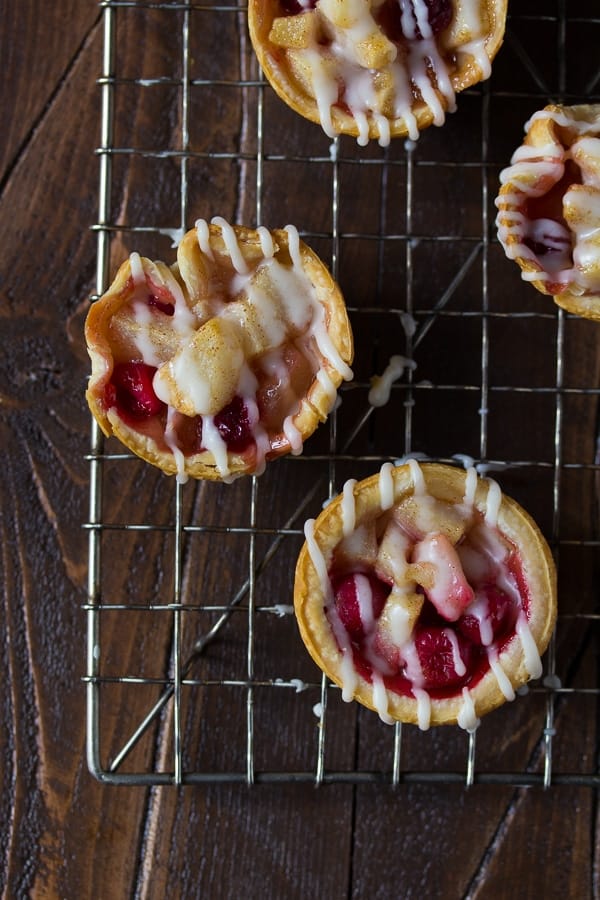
[2,1,599,898]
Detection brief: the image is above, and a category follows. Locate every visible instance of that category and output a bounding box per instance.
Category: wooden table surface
[4,1,600,897]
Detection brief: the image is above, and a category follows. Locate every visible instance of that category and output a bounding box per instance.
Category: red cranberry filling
[255,343,315,437]
[148,293,175,316]
[420,0,453,36]
[522,160,580,260]
[333,572,390,642]
[414,626,474,690]
[126,271,176,316]
[107,339,317,461]
[280,0,317,13]
[457,586,517,646]
[333,81,352,116]
[214,396,254,453]
[327,534,527,700]
[522,236,569,257]
[196,395,255,455]
[374,0,452,43]
[278,0,452,42]
[107,362,166,420]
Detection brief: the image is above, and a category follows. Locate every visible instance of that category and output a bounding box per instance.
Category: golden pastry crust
[496,103,600,321]
[294,462,556,728]
[249,0,507,144]
[85,221,354,481]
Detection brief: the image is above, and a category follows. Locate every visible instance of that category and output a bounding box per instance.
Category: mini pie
[496,103,600,321]
[85,218,354,481]
[248,0,507,145]
[294,461,556,730]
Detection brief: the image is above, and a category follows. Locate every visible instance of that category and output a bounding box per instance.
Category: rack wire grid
[85,0,600,786]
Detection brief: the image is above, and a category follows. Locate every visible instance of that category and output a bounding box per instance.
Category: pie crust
[496,103,600,321]
[85,219,354,481]
[248,0,507,145]
[294,461,556,729]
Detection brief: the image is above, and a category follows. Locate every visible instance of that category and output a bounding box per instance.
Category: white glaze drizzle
[402,3,454,127]
[128,252,196,367]
[316,367,338,408]
[211,216,249,274]
[408,457,427,495]
[456,0,491,79]
[132,300,163,368]
[484,478,502,527]
[284,223,303,269]
[164,407,188,484]
[200,415,231,478]
[341,479,358,536]
[310,459,547,731]
[164,266,197,333]
[355,573,375,631]
[113,225,350,480]
[516,611,543,679]
[444,628,466,677]
[413,687,432,731]
[257,225,275,259]
[525,107,600,135]
[127,254,164,367]
[305,519,360,703]
[378,461,395,510]
[285,0,492,145]
[283,415,304,455]
[487,647,516,701]
[303,48,338,139]
[129,251,146,285]
[134,217,353,476]
[305,518,332,599]
[496,105,600,293]
[389,601,412,647]
[372,673,393,725]
[195,219,214,260]
[261,351,304,455]
[457,686,480,733]
[238,365,271,477]
[279,226,354,379]
[272,605,294,617]
[368,355,416,407]
[375,114,390,148]
[467,592,494,647]
[311,301,354,381]
[463,466,478,508]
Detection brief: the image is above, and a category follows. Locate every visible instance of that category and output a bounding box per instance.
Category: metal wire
[86,2,600,785]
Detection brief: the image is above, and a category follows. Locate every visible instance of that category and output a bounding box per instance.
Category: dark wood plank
[1,2,99,185]
[2,0,600,898]
[0,13,153,898]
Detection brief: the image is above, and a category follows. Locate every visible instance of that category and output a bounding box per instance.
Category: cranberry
[457,586,517,647]
[109,362,165,419]
[148,293,175,316]
[280,0,316,13]
[255,344,314,435]
[414,626,473,690]
[421,0,452,36]
[523,237,555,257]
[375,0,452,43]
[197,396,255,454]
[334,81,351,115]
[333,572,390,642]
[412,532,474,621]
[374,0,404,43]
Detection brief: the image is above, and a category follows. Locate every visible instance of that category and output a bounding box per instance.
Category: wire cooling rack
[85,0,600,785]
